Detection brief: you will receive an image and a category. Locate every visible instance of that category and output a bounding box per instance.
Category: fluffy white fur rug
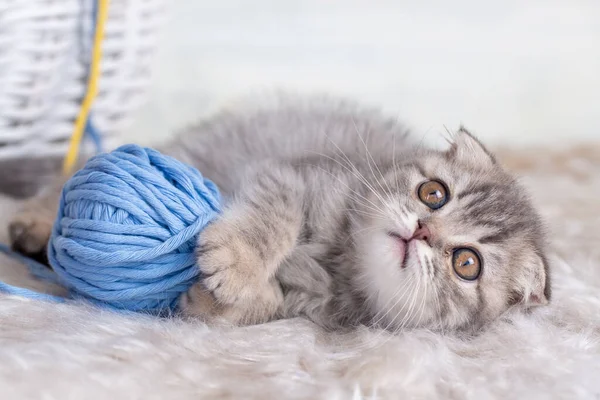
[1,146,599,399]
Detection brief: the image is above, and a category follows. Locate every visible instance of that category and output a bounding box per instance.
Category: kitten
[8,95,551,332]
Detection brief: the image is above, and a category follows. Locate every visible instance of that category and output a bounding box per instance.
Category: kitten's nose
[412,222,432,245]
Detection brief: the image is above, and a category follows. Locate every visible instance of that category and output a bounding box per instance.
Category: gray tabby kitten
[9,95,551,332]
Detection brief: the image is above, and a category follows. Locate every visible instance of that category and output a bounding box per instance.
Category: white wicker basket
[0,0,165,160]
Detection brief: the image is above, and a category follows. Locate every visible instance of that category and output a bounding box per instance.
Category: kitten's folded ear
[511,252,551,308]
[447,127,497,169]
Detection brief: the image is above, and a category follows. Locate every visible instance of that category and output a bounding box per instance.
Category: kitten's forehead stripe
[457,179,537,239]
[457,183,496,200]
[479,230,512,244]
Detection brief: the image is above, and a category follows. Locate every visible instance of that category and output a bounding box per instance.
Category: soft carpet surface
[0,145,599,400]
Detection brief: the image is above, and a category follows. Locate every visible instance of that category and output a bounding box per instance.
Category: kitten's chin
[356,230,441,330]
[356,231,415,325]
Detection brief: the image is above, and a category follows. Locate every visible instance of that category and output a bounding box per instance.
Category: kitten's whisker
[374,256,413,325]
[308,161,388,216]
[397,268,424,330]
[365,124,396,205]
[414,125,435,154]
[314,134,391,211]
[350,117,395,206]
[434,280,446,333]
[351,271,421,352]
[415,273,429,328]
[400,274,421,329]
[340,208,381,220]
[391,112,408,190]
[433,283,443,331]
[344,225,381,245]
[367,266,416,338]
[418,260,443,331]
[424,267,441,330]
[341,193,388,216]
[341,201,385,219]
[442,124,455,146]
[329,150,390,210]
[351,273,416,351]
[392,131,400,190]
[418,259,436,328]
[370,261,416,327]
[380,270,420,332]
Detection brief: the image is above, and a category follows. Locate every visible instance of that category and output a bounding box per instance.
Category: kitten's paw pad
[179,283,221,319]
[196,222,265,305]
[8,211,53,261]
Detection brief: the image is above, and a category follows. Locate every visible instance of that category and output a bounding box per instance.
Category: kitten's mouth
[388,232,408,268]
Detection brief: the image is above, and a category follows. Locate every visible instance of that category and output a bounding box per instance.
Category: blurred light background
[127,0,600,148]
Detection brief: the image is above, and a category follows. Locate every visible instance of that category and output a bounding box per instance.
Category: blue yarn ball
[47,144,222,313]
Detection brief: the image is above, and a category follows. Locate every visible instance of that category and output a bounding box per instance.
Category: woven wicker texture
[0,0,165,159]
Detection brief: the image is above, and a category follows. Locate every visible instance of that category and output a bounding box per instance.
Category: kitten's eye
[452,248,482,281]
[418,180,449,210]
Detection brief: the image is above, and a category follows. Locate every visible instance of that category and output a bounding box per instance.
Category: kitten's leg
[180,162,305,325]
[8,173,71,262]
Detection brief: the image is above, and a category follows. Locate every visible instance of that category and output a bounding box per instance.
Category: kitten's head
[354,128,550,332]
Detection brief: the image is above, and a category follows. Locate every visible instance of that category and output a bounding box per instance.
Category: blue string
[0,145,221,314]
[85,116,103,153]
[0,243,66,303]
[82,0,102,154]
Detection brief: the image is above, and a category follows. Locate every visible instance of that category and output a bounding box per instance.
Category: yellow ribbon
[62,0,109,174]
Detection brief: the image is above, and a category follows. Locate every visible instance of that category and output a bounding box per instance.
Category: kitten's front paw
[179,278,282,326]
[196,219,267,305]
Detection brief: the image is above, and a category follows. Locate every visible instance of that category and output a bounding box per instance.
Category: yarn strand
[0,243,66,303]
[62,0,110,174]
